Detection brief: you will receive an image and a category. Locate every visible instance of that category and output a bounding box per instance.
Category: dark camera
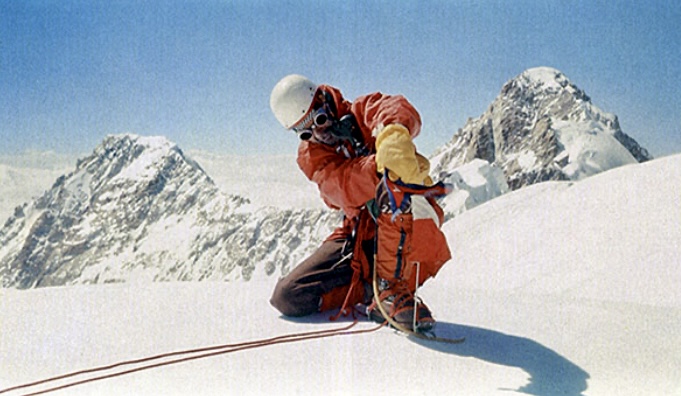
[329,114,357,140]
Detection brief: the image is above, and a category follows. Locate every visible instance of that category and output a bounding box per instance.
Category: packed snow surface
[1,154,680,395]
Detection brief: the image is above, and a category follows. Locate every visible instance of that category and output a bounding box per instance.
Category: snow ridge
[0,134,340,288]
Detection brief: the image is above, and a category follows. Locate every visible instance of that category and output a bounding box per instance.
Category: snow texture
[0,66,676,395]
[1,153,680,395]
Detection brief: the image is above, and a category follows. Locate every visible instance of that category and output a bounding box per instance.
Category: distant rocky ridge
[0,134,340,289]
[431,67,652,190]
[1,67,656,289]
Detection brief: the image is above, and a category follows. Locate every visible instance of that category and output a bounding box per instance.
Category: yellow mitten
[415,153,434,186]
[375,124,429,185]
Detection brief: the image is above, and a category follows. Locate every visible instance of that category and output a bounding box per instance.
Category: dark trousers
[270,239,354,317]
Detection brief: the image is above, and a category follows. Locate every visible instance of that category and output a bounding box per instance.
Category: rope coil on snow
[1,320,384,396]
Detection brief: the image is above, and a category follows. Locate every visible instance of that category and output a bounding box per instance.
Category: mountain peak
[74,133,209,186]
[104,133,174,148]
[0,135,242,288]
[432,67,651,192]
[0,135,340,289]
[502,66,591,103]
[96,133,178,163]
[520,66,565,87]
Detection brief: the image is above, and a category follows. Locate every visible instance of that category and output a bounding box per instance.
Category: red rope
[1,320,384,396]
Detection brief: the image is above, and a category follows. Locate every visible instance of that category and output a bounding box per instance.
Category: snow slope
[1,154,680,396]
[0,163,72,224]
[0,152,77,220]
[189,151,324,210]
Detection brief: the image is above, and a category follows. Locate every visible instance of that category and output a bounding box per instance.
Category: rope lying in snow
[1,320,384,396]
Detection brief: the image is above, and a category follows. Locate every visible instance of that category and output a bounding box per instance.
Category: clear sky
[1,1,680,158]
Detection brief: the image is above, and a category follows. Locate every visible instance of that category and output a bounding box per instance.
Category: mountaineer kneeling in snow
[269,74,451,332]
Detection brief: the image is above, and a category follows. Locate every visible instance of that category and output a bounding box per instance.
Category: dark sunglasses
[292,103,333,140]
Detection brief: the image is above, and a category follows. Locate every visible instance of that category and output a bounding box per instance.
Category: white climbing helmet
[270,74,318,129]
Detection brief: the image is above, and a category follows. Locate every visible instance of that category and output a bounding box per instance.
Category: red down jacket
[296,84,450,292]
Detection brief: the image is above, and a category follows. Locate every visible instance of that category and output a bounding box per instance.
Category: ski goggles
[291,103,333,141]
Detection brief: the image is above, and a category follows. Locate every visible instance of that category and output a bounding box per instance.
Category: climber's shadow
[413,322,590,396]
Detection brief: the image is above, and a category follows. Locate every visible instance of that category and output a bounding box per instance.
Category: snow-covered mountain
[431,67,652,190]
[0,67,660,290]
[0,134,340,289]
[0,157,73,223]
[435,158,510,219]
[2,154,679,396]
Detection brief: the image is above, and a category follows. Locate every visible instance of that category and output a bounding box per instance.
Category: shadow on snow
[281,313,589,395]
[414,322,590,396]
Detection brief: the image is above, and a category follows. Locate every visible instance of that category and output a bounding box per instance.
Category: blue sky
[1,1,680,158]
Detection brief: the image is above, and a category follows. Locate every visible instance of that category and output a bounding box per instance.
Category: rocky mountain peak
[76,133,208,185]
[517,67,581,90]
[431,67,652,190]
[1,134,340,289]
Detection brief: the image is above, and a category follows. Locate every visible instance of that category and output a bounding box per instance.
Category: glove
[415,153,434,186]
[375,124,430,185]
